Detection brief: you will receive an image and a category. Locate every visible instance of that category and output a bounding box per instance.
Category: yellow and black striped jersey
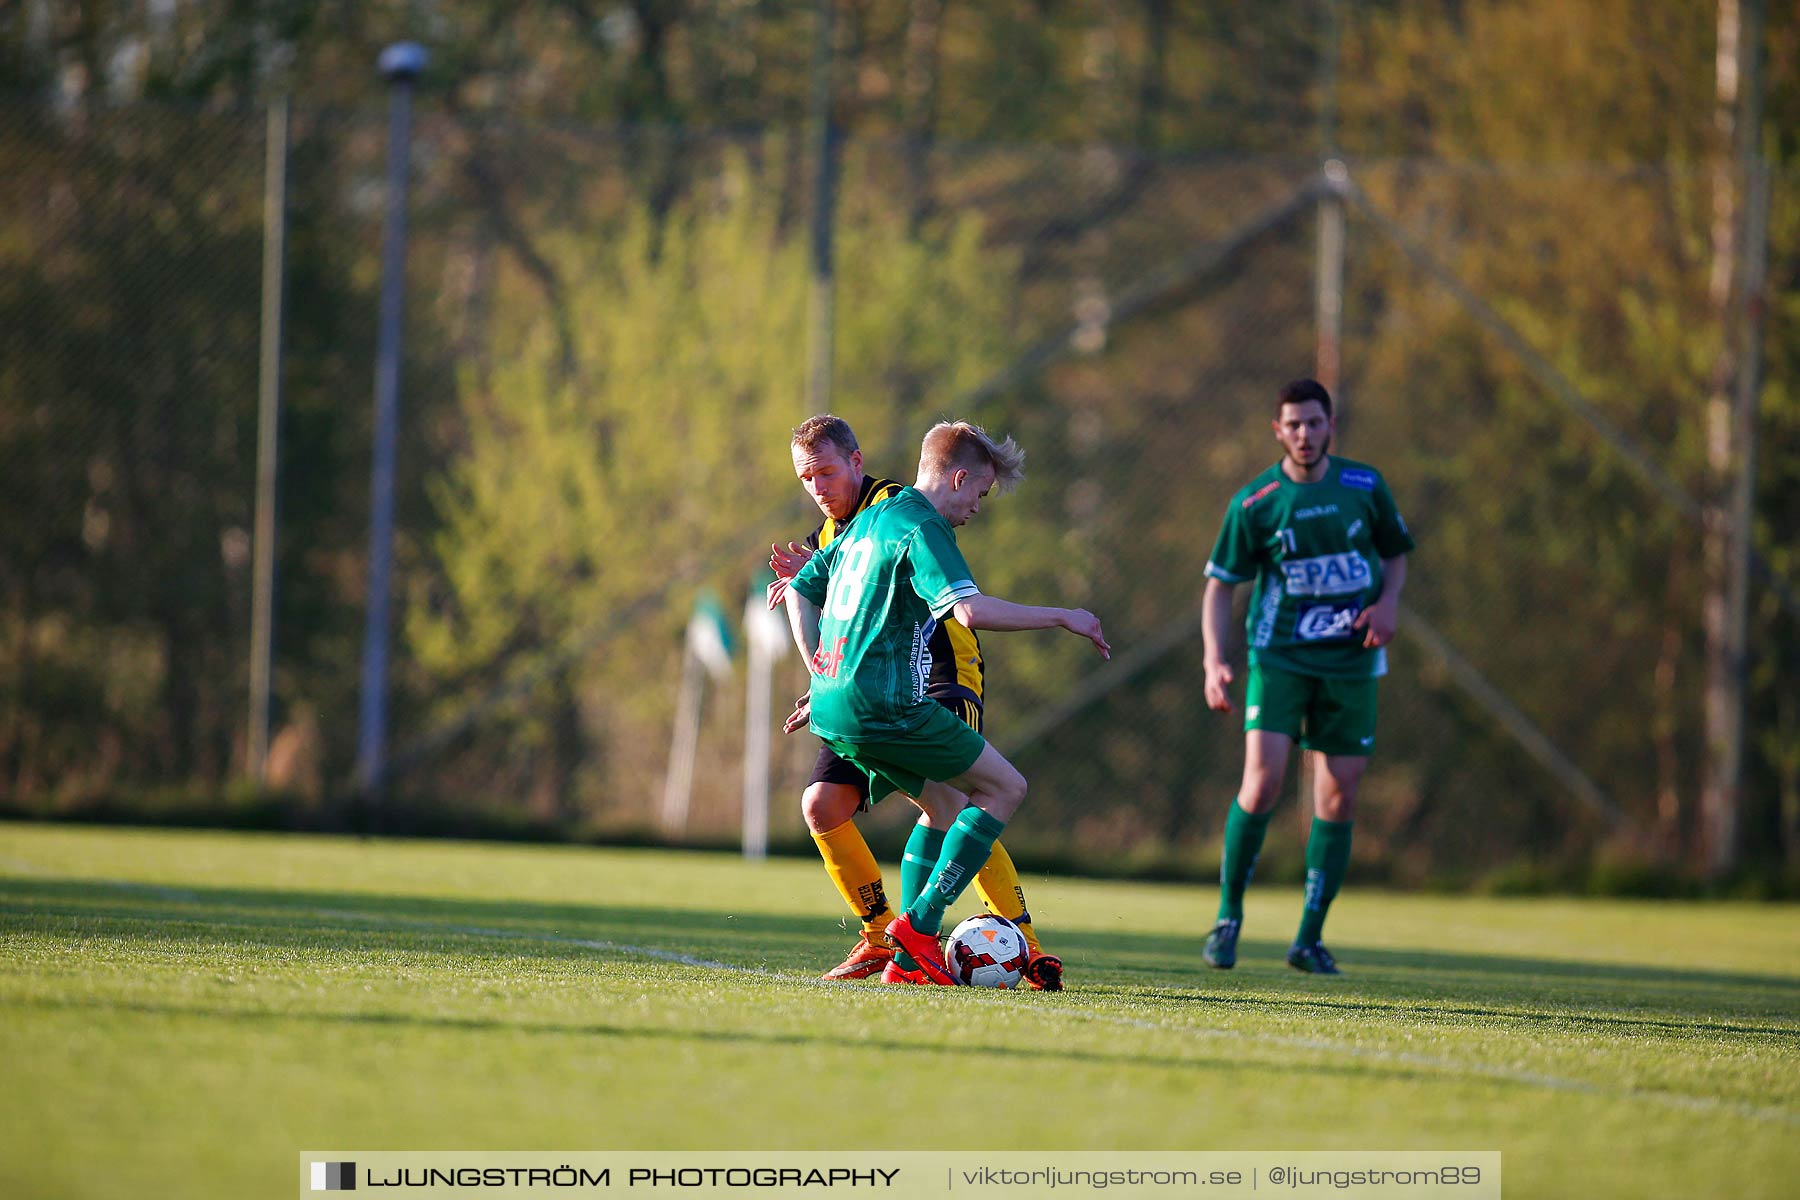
[806,475,905,552]
[802,473,984,705]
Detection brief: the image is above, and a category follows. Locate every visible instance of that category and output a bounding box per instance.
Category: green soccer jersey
[1204,456,1415,680]
[789,486,981,741]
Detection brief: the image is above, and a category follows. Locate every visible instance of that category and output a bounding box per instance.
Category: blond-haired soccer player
[772,419,1108,985]
[772,416,1065,987]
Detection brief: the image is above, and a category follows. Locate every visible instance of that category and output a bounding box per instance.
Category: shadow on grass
[0,991,1564,1099]
[0,873,844,983]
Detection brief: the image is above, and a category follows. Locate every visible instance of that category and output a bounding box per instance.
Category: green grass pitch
[2,822,1796,1199]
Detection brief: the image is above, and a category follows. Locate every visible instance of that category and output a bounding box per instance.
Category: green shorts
[820,701,988,802]
[1245,662,1379,757]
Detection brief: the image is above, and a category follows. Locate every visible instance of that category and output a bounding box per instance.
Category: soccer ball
[947,914,1030,988]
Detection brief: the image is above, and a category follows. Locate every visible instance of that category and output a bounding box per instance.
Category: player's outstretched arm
[1352,555,1407,649]
[951,594,1111,659]
[1201,577,1237,712]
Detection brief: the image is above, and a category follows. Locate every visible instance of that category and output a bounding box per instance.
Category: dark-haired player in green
[772,421,1109,985]
[1200,379,1414,975]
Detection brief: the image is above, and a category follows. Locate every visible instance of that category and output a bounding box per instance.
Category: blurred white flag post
[660,590,734,836]
[741,572,792,860]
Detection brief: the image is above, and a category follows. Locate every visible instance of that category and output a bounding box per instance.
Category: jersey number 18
[825,537,874,621]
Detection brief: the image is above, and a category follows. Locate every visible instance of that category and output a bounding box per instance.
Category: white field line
[6,875,1797,1128]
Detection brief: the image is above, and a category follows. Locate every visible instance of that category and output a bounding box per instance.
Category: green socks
[1217,798,1354,946]
[899,823,947,912]
[889,823,948,971]
[908,807,1008,935]
[1296,817,1353,945]
[1217,799,1274,923]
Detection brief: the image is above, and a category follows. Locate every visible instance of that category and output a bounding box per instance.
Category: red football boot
[885,914,960,985]
[820,933,893,981]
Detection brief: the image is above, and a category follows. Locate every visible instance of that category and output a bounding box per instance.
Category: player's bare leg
[1236,731,1293,815]
[1312,751,1364,822]
[944,743,1027,819]
[911,781,965,828]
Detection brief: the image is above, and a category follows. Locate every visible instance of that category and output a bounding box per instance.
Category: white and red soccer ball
[947,914,1031,988]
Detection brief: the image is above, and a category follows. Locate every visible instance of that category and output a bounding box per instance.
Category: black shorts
[807,695,983,802]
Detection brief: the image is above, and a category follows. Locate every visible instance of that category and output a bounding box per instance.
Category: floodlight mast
[356,42,428,814]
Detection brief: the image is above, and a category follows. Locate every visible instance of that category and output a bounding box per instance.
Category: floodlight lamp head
[1321,158,1351,196]
[378,42,428,84]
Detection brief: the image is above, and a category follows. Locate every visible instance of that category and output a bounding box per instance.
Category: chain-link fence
[2,94,1794,882]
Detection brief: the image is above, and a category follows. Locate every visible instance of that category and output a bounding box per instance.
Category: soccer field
[2,823,1796,1199]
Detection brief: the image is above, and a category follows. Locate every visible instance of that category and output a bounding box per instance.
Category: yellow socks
[973,838,1040,955]
[812,819,892,936]
[814,818,1042,953]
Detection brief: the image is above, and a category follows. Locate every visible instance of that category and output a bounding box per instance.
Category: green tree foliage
[400,149,1015,817]
[1334,0,1799,867]
[2,2,1794,878]
[0,1,1325,149]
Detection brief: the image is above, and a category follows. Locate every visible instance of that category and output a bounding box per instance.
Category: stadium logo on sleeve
[1340,469,1377,491]
[311,1162,356,1191]
[1241,480,1281,509]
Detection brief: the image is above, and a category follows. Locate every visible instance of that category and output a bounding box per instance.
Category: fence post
[249,90,290,786]
[1701,0,1765,878]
